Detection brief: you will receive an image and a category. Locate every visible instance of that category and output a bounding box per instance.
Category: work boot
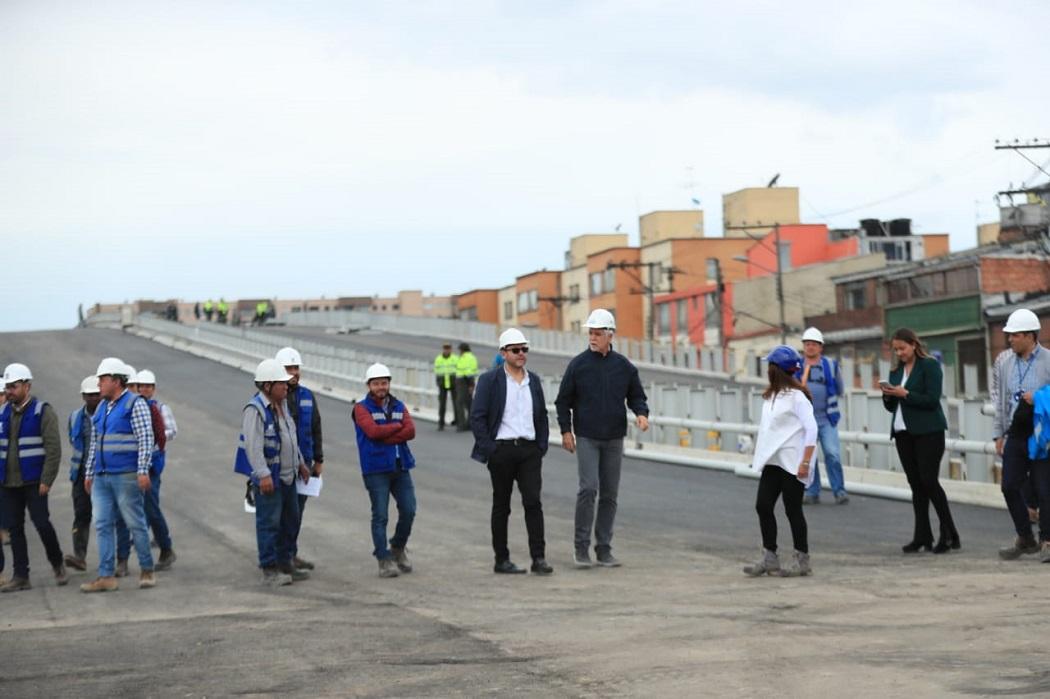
[530,558,554,575]
[999,535,1040,560]
[155,549,177,571]
[834,493,850,505]
[115,558,129,578]
[139,570,156,589]
[743,549,780,577]
[573,547,593,569]
[277,562,309,581]
[378,558,400,578]
[780,551,812,577]
[802,494,819,505]
[292,556,315,571]
[390,547,412,574]
[54,564,69,587]
[64,554,88,571]
[1040,541,1050,564]
[80,576,119,593]
[493,560,526,574]
[595,550,622,568]
[0,576,31,593]
[261,566,293,586]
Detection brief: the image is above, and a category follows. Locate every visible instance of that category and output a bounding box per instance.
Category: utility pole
[605,260,682,341]
[726,222,787,344]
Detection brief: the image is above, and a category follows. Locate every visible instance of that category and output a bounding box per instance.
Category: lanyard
[1012,345,1040,403]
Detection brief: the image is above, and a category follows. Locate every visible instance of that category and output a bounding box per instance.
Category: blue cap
[765,345,802,373]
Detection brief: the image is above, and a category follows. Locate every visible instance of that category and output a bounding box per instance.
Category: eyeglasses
[506,346,529,355]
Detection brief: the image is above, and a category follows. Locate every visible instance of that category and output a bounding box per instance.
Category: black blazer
[469,367,549,463]
[882,355,948,436]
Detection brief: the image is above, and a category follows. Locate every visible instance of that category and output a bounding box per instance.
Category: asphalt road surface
[0,327,1045,698]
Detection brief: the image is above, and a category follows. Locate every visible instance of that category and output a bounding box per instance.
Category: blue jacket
[93,390,147,475]
[234,394,282,482]
[1029,385,1050,460]
[68,406,92,481]
[352,393,416,475]
[795,356,842,427]
[0,398,48,484]
[470,367,550,463]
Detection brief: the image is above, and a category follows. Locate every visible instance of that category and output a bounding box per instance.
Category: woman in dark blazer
[881,327,959,553]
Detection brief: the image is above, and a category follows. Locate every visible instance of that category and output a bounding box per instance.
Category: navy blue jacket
[555,349,649,440]
[470,367,549,463]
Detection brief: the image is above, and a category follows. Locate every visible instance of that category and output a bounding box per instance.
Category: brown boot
[0,577,31,593]
[139,570,156,589]
[80,576,119,593]
[64,554,88,571]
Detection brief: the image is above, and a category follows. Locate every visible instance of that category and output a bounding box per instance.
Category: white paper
[244,498,256,513]
[296,475,323,497]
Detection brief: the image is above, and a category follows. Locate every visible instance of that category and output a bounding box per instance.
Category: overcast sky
[2,0,1048,331]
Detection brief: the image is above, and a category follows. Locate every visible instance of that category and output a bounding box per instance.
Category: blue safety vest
[93,390,146,475]
[293,385,315,463]
[68,406,93,481]
[0,398,48,484]
[234,394,281,482]
[353,393,415,475]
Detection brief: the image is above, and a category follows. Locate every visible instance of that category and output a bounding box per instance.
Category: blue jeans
[93,472,154,577]
[253,480,300,569]
[117,471,170,557]
[805,421,846,497]
[363,469,416,560]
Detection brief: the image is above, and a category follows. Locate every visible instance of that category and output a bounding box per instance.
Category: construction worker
[80,357,156,593]
[134,370,177,571]
[433,342,459,430]
[234,359,310,586]
[217,298,229,324]
[0,363,68,592]
[556,309,649,569]
[351,363,417,578]
[64,375,102,572]
[454,342,479,432]
[797,327,848,505]
[470,329,553,575]
[203,299,214,322]
[0,386,7,566]
[275,347,323,572]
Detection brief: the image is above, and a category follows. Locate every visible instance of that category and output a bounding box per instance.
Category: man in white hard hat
[796,327,848,505]
[234,359,310,586]
[64,375,102,572]
[0,363,68,592]
[135,370,178,571]
[555,309,649,569]
[80,357,157,592]
[351,363,418,578]
[470,328,553,575]
[991,309,1050,561]
[275,347,324,572]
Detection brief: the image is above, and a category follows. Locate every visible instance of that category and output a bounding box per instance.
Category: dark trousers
[437,380,457,427]
[1002,436,1050,540]
[71,469,93,559]
[0,484,64,579]
[454,378,474,431]
[487,441,545,562]
[894,430,957,544]
[755,465,808,553]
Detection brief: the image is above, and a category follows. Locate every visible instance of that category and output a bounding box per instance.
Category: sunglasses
[506,346,529,355]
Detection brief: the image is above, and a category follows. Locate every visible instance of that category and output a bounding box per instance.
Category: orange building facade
[586,247,644,339]
[455,289,500,324]
[515,271,562,330]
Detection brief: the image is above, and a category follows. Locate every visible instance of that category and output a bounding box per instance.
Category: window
[706,258,720,282]
[569,284,580,302]
[604,268,616,292]
[657,303,671,334]
[461,307,478,321]
[704,293,719,330]
[676,299,688,333]
[590,272,603,296]
[503,301,513,320]
[571,320,581,332]
[945,267,978,294]
[777,242,792,273]
[517,290,539,313]
[845,282,867,310]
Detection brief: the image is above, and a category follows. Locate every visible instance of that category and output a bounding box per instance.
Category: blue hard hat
[765,345,802,373]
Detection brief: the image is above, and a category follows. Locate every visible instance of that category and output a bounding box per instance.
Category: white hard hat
[1004,308,1041,334]
[80,375,100,394]
[135,369,156,385]
[584,308,616,330]
[95,357,128,377]
[498,328,529,349]
[801,327,824,344]
[365,363,392,382]
[3,363,32,384]
[254,358,293,383]
[124,365,137,383]
[275,346,302,367]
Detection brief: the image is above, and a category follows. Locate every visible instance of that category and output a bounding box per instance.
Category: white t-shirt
[750,388,819,485]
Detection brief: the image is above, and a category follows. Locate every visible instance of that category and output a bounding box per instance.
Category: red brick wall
[981,258,1050,294]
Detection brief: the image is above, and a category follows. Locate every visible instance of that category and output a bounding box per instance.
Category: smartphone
[878,380,892,388]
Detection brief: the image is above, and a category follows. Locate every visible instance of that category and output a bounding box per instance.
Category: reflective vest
[796,357,841,427]
[147,398,167,473]
[353,394,415,475]
[68,405,93,481]
[0,398,48,484]
[234,394,281,482]
[217,301,229,314]
[455,351,479,379]
[93,390,147,475]
[204,300,214,312]
[292,385,315,463]
[434,353,458,389]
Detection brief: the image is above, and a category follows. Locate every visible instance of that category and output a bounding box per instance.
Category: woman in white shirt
[744,346,819,577]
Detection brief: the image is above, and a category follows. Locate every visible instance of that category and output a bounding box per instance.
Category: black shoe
[438,424,445,431]
[902,540,933,553]
[530,558,553,575]
[156,548,177,571]
[934,535,961,554]
[493,560,526,574]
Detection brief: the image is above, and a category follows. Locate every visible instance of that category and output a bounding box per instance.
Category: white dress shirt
[750,388,818,486]
[496,369,536,440]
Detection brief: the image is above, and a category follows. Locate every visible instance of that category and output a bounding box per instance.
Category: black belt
[496,438,535,446]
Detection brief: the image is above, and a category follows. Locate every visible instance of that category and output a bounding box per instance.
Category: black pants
[755,465,808,553]
[487,441,545,562]
[894,430,957,544]
[437,380,457,427]
[454,378,474,431]
[71,469,93,559]
[0,484,64,579]
[1001,436,1050,540]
